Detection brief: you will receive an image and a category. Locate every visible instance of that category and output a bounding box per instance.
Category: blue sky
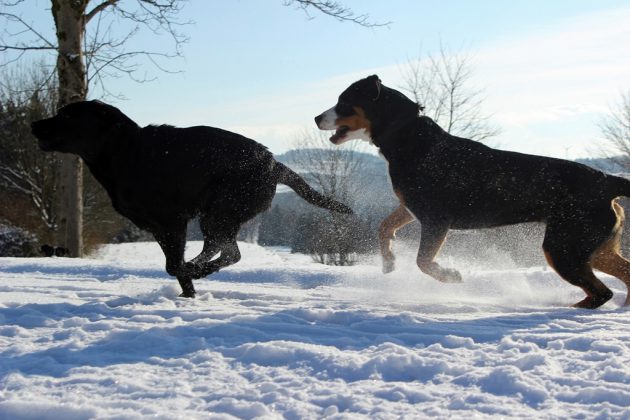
[4,1,630,158]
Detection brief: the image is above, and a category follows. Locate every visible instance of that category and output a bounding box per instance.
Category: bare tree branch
[112,0,190,54]
[0,45,55,51]
[289,128,367,204]
[0,9,56,67]
[599,91,630,170]
[400,45,501,143]
[287,129,369,265]
[1,1,189,93]
[285,0,389,27]
[0,10,55,47]
[85,0,119,23]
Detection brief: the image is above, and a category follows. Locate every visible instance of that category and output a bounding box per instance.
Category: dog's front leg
[378,205,415,273]
[154,228,196,298]
[416,221,462,283]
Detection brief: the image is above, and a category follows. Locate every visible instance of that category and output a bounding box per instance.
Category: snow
[1,241,630,419]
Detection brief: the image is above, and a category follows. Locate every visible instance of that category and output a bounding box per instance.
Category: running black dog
[316,75,630,309]
[32,100,352,297]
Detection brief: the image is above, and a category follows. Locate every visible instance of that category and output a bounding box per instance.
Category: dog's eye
[335,102,355,117]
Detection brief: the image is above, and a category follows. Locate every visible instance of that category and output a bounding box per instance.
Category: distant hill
[273,150,630,215]
[576,156,627,174]
[275,149,397,215]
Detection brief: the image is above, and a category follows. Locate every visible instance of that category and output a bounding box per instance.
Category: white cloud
[472,7,630,139]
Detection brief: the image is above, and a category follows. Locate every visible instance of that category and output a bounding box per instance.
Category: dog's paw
[179,261,203,279]
[572,290,613,309]
[438,268,463,283]
[382,259,395,274]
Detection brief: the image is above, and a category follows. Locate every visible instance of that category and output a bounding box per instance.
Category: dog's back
[386,120,622,229]
[92,124,276,228]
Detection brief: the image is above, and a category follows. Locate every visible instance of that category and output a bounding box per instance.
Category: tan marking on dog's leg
[378,204,414,273]
[543,250,557,272]
[592,251,630,306]
[591,200,630,305]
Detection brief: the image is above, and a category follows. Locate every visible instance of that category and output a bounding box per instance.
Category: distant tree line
[3,53,630,266]
[0,65,149,256]
[256,203,378,266]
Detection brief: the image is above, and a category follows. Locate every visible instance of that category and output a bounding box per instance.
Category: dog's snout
[314,114,323,128]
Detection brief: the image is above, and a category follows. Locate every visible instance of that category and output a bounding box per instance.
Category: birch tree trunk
[51,0,88,257]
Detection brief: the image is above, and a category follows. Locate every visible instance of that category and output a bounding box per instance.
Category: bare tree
[400,46,500,142]
[288,129,369,265]
[1,0,189,256]
[0,64,59,241]
[600,91,630,170]
[289,129,367,202]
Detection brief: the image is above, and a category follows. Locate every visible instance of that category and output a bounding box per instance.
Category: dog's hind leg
[378,205,415,273]
[184,214,243,279]
[591,200,630,305]
[543,214,615,309]
[416,221,462,283]
[154,226,196,298]
[185,183,273,279]
[205,235,241,273]
[186,235,241,279]
[545,252,613,309]
[188,215,224,267]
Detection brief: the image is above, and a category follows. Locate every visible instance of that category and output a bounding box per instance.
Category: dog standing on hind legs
[316,74,630,309]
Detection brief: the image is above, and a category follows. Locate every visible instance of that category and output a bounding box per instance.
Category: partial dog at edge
[32,100,352,298]
[315,74,630,309]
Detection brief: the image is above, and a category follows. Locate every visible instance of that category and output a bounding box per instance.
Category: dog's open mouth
[330,126,350,144]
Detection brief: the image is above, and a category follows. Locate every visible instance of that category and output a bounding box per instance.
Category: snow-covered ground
[1,241,630,419]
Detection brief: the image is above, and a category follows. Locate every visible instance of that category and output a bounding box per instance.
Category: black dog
[32,100,352,297]
[316,74,630,309]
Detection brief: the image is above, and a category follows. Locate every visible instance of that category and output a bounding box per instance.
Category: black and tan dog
[316,74,630,309]
[32,100,352,297]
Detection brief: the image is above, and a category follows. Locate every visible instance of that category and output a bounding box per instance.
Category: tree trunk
[51,0,88,257]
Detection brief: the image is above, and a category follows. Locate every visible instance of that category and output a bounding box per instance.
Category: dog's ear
[366,75,382,101]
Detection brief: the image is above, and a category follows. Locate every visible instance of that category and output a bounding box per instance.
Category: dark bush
[0,221,37,257]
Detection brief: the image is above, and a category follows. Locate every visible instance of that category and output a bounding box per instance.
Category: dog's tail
[274,162,353,214]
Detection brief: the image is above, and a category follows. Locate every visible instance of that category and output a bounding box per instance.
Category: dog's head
[315,75,420,145]
[31,100,137,159]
